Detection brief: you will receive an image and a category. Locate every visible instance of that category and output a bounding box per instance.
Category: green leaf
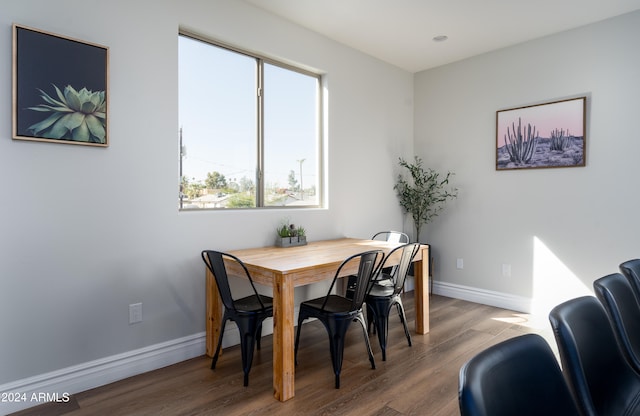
[36,88,66,107]
[395,156,458,239]
[27,104,74,113]
[84,114,106,142]
[48,114,75,139]
[52,84,68,106]
[81,99,97,113]
[72,120,90,142]
[64,85,82,111]
[62,112,85,131]
[86,92,102,112]
[27,106,56,112]
[27,113,64,134]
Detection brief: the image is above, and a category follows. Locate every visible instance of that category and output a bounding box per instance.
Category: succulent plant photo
[27,84,107,144]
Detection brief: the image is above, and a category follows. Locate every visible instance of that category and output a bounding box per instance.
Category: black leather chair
[294,249,384,388]
[458,333,579,416]
[201,250,273,386]
[365,242,420,361]
[593,273,640,373]
[619,259,640,303]
[549,296,640,416]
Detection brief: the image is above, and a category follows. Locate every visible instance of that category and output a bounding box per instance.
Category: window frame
[179,30,324,210]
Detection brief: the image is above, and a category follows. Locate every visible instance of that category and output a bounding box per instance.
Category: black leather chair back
[620,259,640,304]
[458,333,579,416]
[549,296,640,416]
[594,273,640,374]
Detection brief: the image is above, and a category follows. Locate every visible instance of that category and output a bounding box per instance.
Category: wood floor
[12,294,556,416]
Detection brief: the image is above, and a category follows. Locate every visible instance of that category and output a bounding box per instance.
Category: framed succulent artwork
[496,96,586,170]
[12,24,109,147]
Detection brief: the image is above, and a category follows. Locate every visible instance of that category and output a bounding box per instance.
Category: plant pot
[275,236,307,248]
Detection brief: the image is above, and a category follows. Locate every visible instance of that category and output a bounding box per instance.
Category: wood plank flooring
[11,294,556,416]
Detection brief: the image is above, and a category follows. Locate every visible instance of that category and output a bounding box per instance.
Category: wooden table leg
[205,267,222,357]
[273,273,295,401]
[414,245,430,334]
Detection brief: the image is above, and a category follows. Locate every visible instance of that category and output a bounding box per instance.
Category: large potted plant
[394,156,458,242]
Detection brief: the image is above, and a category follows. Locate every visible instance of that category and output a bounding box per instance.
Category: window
[178,32,322,210]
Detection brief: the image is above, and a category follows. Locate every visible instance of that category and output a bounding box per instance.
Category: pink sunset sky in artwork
[497,98,585,146]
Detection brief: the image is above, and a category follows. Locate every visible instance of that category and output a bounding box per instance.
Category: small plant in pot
[276,220,307,247]
[394,156,458,242]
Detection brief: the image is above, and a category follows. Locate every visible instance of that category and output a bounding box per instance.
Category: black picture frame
[496,97,586,170]
[12,24,109,147]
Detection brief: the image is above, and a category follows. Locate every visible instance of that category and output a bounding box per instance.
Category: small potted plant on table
[276,220,307,247]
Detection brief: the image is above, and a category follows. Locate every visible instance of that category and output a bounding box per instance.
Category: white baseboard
[0,314,282,415]
[431,280,532,313]
[0,332,206,415]
[405,275,530,312]
[0,284,528,415]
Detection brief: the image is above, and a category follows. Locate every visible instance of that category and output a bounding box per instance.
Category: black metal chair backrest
[594,273,640,374]
[459,333,579,416]
[322,250,384,311]
[372,231,409,244]
[201,250,267,311]
[372,231,410,276]
[381,242,421,294]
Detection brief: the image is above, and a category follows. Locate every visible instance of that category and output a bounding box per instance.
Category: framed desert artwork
[12,24,109,147]
[496,97,586,170]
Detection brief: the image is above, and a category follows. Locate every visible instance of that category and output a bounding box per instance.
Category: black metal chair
[458,333,579,416]
[371,230,410,243]
[549,296,640,416]
[294,249,384,388]
[201,250,273,387]
[345,231,409,295]
[365,242,420,361]
[619,259,640,303]
[593,273,640,374]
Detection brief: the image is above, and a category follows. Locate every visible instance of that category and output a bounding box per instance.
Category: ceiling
[243,0,640,72]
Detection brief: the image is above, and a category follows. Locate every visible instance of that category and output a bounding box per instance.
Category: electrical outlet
[456,258,464,269]
[502,264,512,277]
[129,303,142,324]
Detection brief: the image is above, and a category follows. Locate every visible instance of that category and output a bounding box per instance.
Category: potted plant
[276,219,307,247]
[394,156,458,242]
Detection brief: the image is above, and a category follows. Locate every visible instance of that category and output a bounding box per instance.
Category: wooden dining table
[205,237,430,401]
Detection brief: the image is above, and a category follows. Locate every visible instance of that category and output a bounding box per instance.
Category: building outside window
[178,32,322,210]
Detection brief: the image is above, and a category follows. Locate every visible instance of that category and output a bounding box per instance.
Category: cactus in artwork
[550,128,570,151]
[504,118,538,164]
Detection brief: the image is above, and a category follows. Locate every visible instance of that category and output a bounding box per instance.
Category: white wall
[0,0,413,397]
[414,11,640,314]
